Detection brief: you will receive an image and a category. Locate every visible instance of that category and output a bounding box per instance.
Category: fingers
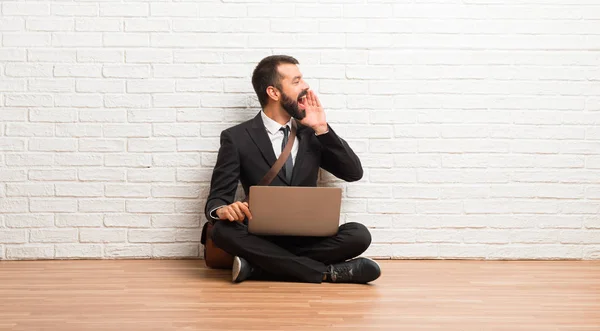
[217,202,252,222]
[230,203,246,221]
[313,90,322,108]
[308,90,316,107]
[217,207,235,221]
[238,202,253,220]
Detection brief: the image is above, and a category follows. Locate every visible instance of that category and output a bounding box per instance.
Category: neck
[263,104,291,126]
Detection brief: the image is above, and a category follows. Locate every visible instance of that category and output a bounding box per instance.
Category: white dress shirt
[260,110,299,164]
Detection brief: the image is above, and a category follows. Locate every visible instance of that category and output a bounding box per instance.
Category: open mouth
[297,92,308,108]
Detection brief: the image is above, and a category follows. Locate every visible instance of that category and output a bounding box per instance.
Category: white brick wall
[1,0,599,261]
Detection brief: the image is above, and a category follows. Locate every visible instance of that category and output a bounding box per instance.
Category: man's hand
[216,201,252,222]
[298,90,328,135]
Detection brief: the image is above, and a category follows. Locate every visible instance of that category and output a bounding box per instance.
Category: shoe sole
[232,256,241,282]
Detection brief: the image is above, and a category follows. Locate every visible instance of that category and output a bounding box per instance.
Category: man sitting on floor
[204,55,381,284]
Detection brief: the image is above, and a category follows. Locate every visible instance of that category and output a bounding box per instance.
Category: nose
[301,79,309,90]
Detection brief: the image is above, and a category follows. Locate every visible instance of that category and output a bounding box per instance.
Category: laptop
[247,186,342,237]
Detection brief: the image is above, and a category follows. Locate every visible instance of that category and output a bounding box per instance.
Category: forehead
[277,63,302,81]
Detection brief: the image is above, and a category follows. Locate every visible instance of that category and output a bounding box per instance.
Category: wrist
[313,123,328,135]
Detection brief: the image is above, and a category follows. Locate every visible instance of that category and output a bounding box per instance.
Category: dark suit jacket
[204,111,363,221]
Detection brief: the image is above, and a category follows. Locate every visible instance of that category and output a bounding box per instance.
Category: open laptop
[247,186,342,237]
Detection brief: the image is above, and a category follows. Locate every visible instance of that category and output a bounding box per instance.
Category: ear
[266,86,280,102]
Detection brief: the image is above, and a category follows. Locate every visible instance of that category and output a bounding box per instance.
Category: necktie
[280,126,293,184]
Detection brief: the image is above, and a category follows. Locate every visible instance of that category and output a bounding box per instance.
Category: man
[204,55,381,284]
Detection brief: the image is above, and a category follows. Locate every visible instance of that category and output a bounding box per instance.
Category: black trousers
[210,221,372,283]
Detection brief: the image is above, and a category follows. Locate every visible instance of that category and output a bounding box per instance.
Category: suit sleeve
[316,124,363,182]
[204,129,240,221]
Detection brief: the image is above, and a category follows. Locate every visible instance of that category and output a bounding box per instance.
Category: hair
[252,55,299,108]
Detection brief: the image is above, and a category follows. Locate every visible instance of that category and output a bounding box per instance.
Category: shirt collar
[261,111,292,135]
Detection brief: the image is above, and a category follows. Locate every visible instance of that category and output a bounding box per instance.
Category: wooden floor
[0,260,598,331]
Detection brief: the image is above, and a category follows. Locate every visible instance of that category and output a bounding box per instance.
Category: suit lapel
[246,112,289,184]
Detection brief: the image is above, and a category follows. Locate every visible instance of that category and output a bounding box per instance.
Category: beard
[280,89,308,120]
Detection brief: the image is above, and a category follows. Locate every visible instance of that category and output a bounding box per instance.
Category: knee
[210,220,237,246]
[342,222,372,254]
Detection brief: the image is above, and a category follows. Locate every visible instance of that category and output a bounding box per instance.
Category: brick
[125,19,170,32]
[78,50,123,63]
[29,138,77,152]
[176,169,213,182]
[152,243,198,258]
[56,184,103,197]
[0,198,28,213]
[104,94,150,108]
[126,200,174,213]
[52,33,102,47]
[28,49,74,63]
[6,184,54,197]
[55,153,103,166]
[5,94,53,107]
[177,138,219,152]
[128,109,176,123]
[30,229,78,243]
[29,170,76,181]
[174,50,221,63]
[368,200,415,213]
[6,154,53,166]
[103,65,149,79]
[105,154,151,168]
[77,80,124,93]
[27,18,73,31]
[55,123,102,140]
[52,3,97,16]
[79,139,125,152]
[105,184,150,198]
[72,107,128,123]
[151,214,200,228]
[55,245,102,258]
[79,169,125,182]
[128,138,176,152]
[104,214,150,228]
[129,229,196,243]
[3,33,50,47]
[105,244,152,258]
[153,124,199,137]
[100,3,148,17]
[153,154,201,167]
[30,199,76,212]
[5,214,54,228]
[128,80,175,93]
[56,214,103,227]
[128,169,175,182]
[79,200,125,213]
[75,18,120,32]
[152,185,201,198]
[28,79,74,92]
[80,229,127,243]
[0,230,28,243]
[6,245,54,259]
[30,109,77,122]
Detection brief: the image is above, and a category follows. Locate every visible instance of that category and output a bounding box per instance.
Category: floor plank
[0,260,598,331]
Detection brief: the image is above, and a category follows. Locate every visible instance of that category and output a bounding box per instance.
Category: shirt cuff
[209,205,225,220]
[314,129,329,136]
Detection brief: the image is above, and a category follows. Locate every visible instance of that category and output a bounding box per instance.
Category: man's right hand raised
[216,201,253,222]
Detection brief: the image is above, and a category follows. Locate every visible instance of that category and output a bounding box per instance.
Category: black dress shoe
[326,257,381,284]
[232,256,254,283]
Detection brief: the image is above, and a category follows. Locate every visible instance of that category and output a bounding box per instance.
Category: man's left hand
[298,90,328,135]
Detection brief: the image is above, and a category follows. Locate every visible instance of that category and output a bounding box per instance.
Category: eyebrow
[292,76,302,81]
